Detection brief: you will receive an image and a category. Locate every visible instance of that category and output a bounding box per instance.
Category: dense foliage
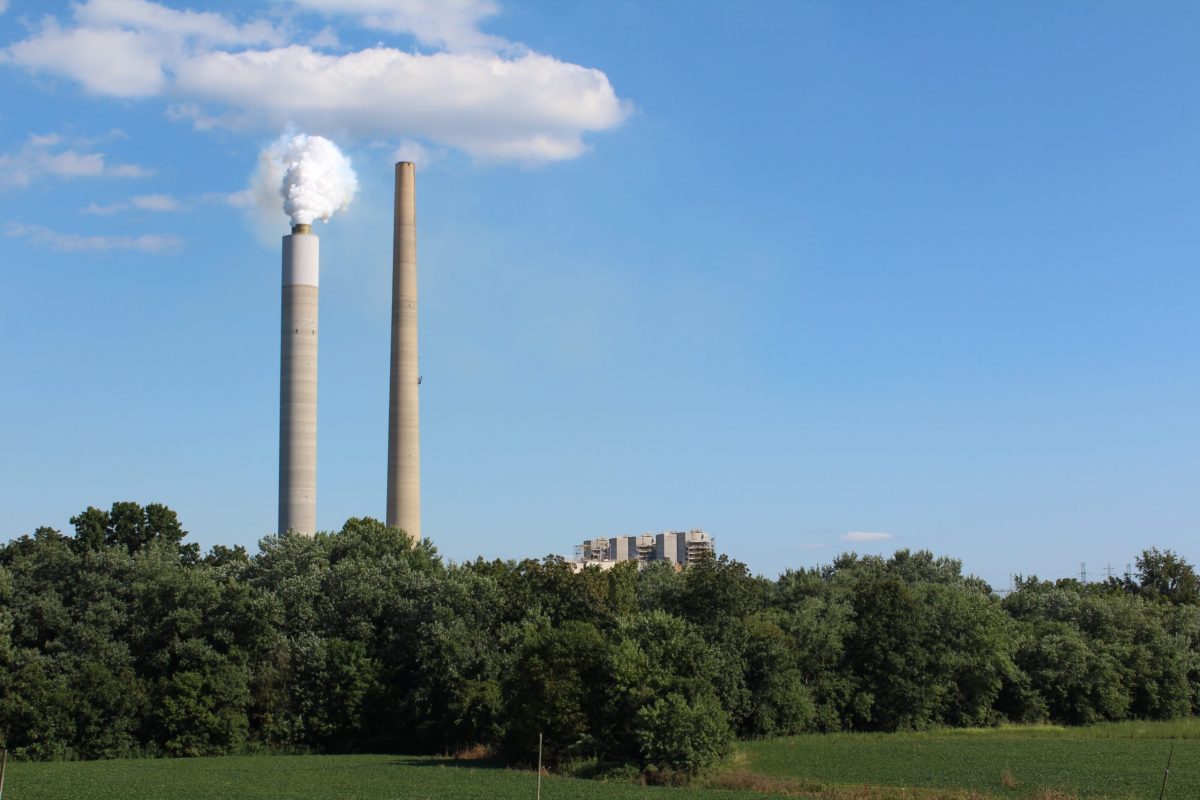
[1,503,1197,779]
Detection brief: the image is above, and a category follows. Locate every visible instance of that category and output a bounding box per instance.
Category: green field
[726,719,1199,799]
[0,753,767,800]
[3,720,1196,800]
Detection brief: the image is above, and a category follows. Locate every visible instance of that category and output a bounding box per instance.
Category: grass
[725,718,1200,799]
[3,719,1196,800]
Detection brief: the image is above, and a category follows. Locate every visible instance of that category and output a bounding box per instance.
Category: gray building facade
[573,529,715,569]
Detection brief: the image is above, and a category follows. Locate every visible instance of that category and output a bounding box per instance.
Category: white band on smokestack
[282,232,319,287]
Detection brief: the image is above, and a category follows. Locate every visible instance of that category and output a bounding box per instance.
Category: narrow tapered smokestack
[386,162,420,541]
[279,226,318,535]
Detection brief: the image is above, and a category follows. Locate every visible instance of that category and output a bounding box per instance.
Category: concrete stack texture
[386,162,421,542]
[279,226,319,536]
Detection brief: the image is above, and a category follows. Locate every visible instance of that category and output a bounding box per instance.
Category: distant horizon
[13,499,1177,593]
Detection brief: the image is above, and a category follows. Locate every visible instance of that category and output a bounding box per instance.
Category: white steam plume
[253,133,358,227]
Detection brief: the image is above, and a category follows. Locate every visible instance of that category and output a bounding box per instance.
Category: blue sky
[1,1,1197,587]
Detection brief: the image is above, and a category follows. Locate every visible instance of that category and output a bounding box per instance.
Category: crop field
[0,753,766,800]
[3,719,1196,800]
[726,718,1200,799]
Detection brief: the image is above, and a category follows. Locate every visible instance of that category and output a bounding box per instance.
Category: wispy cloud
[392,139,436,170]
[842,531,894,543]
[131,194,181,211]
[292,0,503,52]
[307,26,342,51]
[83,194,184,215]
[219,184,294,247]
[4,0,631,164]
[0,133,153,188]
[5,222,182,253]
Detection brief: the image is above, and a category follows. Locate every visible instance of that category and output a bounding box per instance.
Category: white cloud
[83,193,183,215]
[7,22,175,97]
[27,133,63,147]
[5,1,283,98]
[38,150,106,178]
[0,0,9,14]
[3,0,631,164]
[75,0,282,46]
[5,222,182,253]
[291,0,504,52]
[108,163,155,178]
[174,47,627,162]
[0,133,153,188]
[842,531,894,543]
[132,193,180,211]
[164,102,230,131]
[307,26,341,50]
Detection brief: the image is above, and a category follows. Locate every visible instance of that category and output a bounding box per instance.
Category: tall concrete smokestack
[279,223,318,535]
[386,162,420,541]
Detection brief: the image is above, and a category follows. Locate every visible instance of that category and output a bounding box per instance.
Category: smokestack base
[292,223,312,235]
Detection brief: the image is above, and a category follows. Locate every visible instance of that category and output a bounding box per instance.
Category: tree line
[1,502,1197,781]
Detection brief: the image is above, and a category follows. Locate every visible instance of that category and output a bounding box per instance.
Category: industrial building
[572,530,715,570]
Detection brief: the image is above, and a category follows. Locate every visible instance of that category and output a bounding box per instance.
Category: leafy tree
[1135,548,1199,606]
[1015,620,1129,724]
[735,611,814,736]
[607,612,723,745]
[776,586,855,731]
[4,502,1199,777]
[843,570,933,729]
[69,501,195,561]
[634,692,731,780]
[670,554,769,632]
[0,650,77,758]
[154,658,250,756]
[502,620,614,765]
